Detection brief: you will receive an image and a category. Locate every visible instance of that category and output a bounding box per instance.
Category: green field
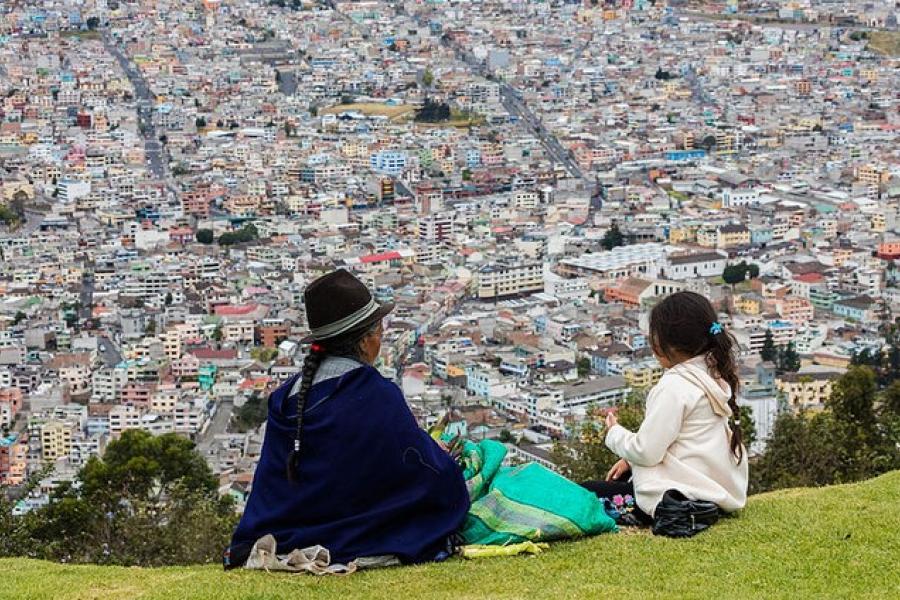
[2,471,898,599]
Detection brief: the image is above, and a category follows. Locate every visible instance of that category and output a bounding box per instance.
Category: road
[384,2,585,181]
[197,398,234,455]
[102,32,166,180]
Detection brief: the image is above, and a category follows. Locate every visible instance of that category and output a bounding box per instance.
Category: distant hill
[2,470,898,599]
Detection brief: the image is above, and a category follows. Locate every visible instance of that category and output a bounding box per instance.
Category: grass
[868,32,900,57]
[320,102,416,121]
[2,471,898,599]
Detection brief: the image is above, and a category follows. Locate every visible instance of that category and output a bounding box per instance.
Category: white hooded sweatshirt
[605,355,749,516]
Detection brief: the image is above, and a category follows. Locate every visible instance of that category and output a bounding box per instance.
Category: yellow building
[735,294,762,315]
[623,362,664,390]
[40,421,73,461]
[777,373,836,409]
[668,225,698,244]
[856,164,889,186]
[870,212,886,233]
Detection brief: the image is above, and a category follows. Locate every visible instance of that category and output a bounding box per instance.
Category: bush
[195,229,214,244]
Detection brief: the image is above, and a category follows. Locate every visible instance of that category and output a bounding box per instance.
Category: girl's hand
[606,458,630,481]
[605,411,618,430]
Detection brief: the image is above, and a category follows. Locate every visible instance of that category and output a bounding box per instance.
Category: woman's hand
[606,458,630,481]
[605,411,618,430]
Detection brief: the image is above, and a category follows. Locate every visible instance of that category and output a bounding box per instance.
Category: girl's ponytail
[707,326,744,462]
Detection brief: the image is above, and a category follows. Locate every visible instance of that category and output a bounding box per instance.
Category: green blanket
[456,439,617,546]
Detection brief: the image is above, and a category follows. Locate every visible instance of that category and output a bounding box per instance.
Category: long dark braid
[649,291,745,462]
[285,321,378,483]
[286,346,324,482]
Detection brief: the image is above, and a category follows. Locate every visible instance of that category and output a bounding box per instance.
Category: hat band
[307,297,379,341]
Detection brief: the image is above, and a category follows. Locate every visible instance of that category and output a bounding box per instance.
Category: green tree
[422,69,434,87]
[760,330,778,363]
[195,229,214,244]
[827,366,878,439]
[738,405,757,449]
[12,310,26,326]
[777,342,801,373]
[195,116,206,128]
[600,222,625,251]
[231,393,267,433]
[15,431,235,566]
[550,396,645,482]
[577,357,591,377]
[164,292,173,306]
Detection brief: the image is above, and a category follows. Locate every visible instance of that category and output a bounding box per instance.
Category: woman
[225,270,470,568]
[582,291,749,522]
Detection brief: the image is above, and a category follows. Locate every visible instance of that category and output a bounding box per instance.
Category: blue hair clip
[709,322,724,335]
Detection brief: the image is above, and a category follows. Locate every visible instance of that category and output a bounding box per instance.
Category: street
[102,32,166,180]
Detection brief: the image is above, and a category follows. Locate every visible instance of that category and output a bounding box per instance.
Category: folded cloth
[455,439,618,546]
[458,541,549,559]
[242,534,400,576]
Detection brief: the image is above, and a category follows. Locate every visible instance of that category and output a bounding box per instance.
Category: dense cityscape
[1,0,899,522]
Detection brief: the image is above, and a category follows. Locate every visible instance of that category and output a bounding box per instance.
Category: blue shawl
[229,362,470,565]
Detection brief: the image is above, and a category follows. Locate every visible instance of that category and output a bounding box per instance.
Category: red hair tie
[310,343,324,353]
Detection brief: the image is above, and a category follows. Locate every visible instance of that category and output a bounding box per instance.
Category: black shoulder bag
[652,489,720,538]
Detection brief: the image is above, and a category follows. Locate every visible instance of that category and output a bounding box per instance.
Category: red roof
[794,273,824,283]
[360,251,402,264]
[190,348,238,360]
[214,303,258,316]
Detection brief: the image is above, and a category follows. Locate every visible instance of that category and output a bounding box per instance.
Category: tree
[577,357,592,377]
[827,366,878,439]
[212,326,223,342]
[723,261,759,285]
[422,69,434,88]
[164,292,173,306]
[550,395,645,482]
[738,405,757,449]
[195,229,214,244]
[195,116,206,128]
[86,16,100,30]
[231,393,267,433]
[760,330,778,363]
[600,222,625,251]
[145,320,156,335]
[12,311,26,326]
[777,342,801,373]
[414,98,451,123]
[698,135,717,152]
[10,431,236,566]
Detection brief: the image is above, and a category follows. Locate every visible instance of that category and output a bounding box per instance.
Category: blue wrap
[229,363,470,565]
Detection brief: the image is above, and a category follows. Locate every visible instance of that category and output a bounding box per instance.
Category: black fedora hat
[301,269,394,343]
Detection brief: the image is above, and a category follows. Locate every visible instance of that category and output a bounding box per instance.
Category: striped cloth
[456,439,618,546]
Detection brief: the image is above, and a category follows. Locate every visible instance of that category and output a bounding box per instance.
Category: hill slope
[2,471,899,600]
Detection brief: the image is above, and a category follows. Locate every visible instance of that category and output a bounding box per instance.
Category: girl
[583,291,748,522]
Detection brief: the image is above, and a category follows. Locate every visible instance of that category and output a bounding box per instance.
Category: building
[476,262,544,299]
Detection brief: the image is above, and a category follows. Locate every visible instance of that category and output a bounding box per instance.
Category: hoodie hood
[669,355,733,418]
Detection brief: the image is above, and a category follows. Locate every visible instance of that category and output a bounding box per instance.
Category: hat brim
[300,302,394,344]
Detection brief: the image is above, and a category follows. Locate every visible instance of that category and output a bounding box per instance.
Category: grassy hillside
[2,471,898,600]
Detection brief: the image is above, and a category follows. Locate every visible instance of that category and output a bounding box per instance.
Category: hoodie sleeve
[605,382,688,467]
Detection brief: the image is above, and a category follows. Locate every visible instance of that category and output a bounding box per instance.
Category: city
[0,0,899,546]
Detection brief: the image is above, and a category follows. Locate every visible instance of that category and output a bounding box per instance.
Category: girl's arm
[605,385,688,467]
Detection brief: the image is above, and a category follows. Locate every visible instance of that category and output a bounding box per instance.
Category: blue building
[465,148,481,168]
[370,151,407,175]
[665,149,707,161]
